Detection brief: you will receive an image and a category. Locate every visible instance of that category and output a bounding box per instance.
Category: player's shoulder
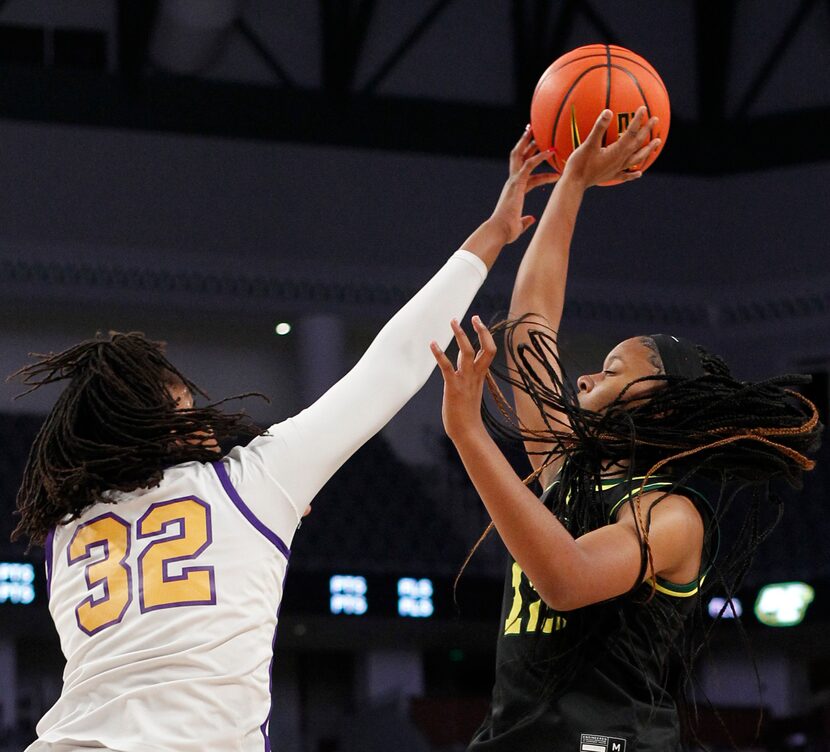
[615,488,704,536]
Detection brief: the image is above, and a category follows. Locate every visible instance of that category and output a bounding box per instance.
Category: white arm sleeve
[222,250,487,525]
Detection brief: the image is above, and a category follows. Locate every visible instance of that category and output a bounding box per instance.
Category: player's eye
[603,370,616,376]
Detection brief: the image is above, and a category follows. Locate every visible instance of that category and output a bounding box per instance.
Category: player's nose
[577,374,595,392]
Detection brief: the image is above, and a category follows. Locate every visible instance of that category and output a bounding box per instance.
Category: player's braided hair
[10,332,263,547]
[462,316,821,727]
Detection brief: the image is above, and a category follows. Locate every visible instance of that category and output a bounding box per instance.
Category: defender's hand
[489,128,560,244]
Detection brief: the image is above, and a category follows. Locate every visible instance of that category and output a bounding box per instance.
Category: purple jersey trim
[261,592,286,751]
[45,528,55,599]
[211,461,291,560]
[261,718,270,752]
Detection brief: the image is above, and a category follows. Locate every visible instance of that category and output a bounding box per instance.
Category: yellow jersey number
[504,562,567,635]
[67,497,215,636]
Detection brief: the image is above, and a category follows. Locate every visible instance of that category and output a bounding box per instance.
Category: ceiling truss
[0,0,825,173]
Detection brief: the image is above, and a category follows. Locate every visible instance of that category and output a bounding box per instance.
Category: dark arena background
[1,2,829,750]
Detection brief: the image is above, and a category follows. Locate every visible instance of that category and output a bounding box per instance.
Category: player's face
[167,380,221,454]
[168,380,193,410]
[576,337,663,413]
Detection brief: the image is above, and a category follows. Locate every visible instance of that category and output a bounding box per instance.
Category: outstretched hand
[489,129,560,244]
[430,316,496,442]
[563,106,661,188]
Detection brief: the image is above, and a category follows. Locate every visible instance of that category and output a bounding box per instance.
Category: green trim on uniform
[649,574,706,598]
[605,481,676,522]
[543,474,651,496]
[542,471,719,600]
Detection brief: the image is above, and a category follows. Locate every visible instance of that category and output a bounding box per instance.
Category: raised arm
[431,317,703,611]
[508,108,660,487]
[248,143,557,515]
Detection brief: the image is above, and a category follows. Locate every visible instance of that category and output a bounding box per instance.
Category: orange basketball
[530,44,670,183]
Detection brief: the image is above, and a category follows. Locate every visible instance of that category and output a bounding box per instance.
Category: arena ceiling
[0,0,827,173]
[0,0,827,386]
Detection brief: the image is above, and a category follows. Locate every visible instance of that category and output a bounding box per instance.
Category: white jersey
[28,250,487,752]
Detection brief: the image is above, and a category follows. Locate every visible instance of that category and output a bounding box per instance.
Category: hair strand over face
[10,331,266,547]
[460,315,822,734]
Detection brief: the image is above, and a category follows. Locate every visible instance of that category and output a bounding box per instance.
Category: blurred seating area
[1,412,828,583]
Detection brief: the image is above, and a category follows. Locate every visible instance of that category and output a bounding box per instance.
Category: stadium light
[754,582,814,627]
[707,596,743,619]
[329,575,367,616]
[0,562,36,605]
[397,577,434,618]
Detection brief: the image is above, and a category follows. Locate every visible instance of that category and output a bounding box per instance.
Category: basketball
[530,44,670,182]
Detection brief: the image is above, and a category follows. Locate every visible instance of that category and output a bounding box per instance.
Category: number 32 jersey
[35,449,298,752]
[27,250,488,752]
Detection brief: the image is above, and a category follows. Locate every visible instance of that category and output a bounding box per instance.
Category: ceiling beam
[695,0,736,124]
[511,0,567,105]
[0,66,826,174]
[116,0,160,85]
[734,0,818,118]
[320,0,376,93]
[234,16,296,89]
[361,0,456,94]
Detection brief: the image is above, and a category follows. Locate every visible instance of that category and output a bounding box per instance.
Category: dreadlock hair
[10,331,265,547]
[460,315,821,738]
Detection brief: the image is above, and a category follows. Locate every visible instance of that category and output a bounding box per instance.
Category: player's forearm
[449,424,585,610]
[509,173,586,327]
[340,219,512,406]
[283,243,492,504]
[460,216,513,270]
[365,250,488,392]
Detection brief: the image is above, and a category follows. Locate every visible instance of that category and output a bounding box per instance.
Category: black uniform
[469,474,713,752]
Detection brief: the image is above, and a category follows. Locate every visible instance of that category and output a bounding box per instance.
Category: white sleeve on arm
[222,250,487,525]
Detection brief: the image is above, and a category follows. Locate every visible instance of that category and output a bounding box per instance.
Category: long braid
[464,315,822,716]
[10,332,265,546]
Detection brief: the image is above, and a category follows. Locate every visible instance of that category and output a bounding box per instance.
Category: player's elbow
[542,590,598,613]
[531,569,583,613]
[532,555,601,612]
[538,586,584,613]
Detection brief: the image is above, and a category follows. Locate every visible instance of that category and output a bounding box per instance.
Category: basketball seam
[551,44,660,71]
[612,63,653,118]
[549,65,609,170]
[613,63,658,166]
[549,53,669,97]
[544,62,662,173]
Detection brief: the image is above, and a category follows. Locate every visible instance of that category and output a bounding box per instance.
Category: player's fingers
[472,316,497,369]
[521,149,554,176]
[628,138,661,168]
[618,170,643,182]
[628,106,649,134]
[521,138,540,161]
[510,126,534,170]
[619,106,648,148]
[526,172,560,192]
[451,319,476,365]
[584,109,613,147]
[512,125,533,153]
[518,215,536,235]
[636,116,659,147]
[521,140,538,158]
[430,341,455,378]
